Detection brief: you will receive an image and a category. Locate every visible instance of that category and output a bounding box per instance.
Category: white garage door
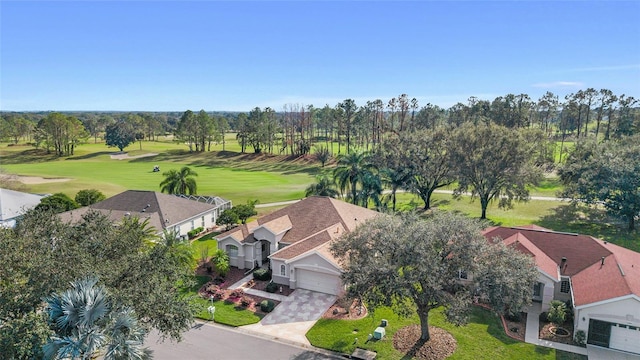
[610,325,640,354]
[296,269,341,295]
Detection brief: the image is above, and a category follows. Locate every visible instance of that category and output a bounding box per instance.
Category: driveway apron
[241,289,336,345]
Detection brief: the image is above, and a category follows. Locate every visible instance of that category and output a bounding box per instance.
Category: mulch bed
[322,299,368,320]
[393,325,457,360]
[244,278,294,296]
[195,266,248,289]
[503,312,527,341]
[197,280,279,314]
[539,318,579,346]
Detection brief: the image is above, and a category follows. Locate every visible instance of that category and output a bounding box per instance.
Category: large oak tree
[449,123,541,219]
[331,211,538,341]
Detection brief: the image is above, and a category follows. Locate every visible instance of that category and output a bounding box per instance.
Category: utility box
[381,319,388,327]
[373,326,386,340]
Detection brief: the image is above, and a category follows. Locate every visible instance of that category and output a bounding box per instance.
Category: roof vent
[601,257,605,266]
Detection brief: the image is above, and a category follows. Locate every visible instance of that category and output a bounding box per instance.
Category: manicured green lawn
[0,142,317,204]
[182,275,263,327]
[307,306,586,360]
[190,233,219,263]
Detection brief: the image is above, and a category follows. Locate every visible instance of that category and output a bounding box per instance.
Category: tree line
[1,88,638,157]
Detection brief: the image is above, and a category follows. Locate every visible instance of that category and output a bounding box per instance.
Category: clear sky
[1,1,639,112]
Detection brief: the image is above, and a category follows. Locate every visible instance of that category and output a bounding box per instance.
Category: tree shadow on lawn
[536,203,639,251]
[65,151,114,160]
[0,148,58,164]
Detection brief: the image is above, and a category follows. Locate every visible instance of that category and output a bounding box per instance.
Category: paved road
[145,322,341,360]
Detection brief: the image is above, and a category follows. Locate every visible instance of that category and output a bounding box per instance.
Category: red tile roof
[485,226,640,306]
[483,227,611,276]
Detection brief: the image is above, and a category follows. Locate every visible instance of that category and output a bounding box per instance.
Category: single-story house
[484,226,640,355]
[0,188,48,228]
[59,190,232,238]
[216,196,379,295]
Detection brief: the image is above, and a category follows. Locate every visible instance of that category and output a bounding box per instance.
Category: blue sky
[1,1,639,111]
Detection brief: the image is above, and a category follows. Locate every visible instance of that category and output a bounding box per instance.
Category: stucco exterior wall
[575,297,640,336]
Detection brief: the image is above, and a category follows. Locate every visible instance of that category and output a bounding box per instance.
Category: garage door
[610,325,640,354]
[296,269,341,295]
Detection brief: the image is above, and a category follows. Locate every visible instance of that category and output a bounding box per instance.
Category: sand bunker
[110,152,158,160]
[7,176,72,185]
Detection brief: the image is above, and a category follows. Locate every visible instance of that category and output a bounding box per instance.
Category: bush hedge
[253,268,271,281]
[266,282,278,293]
[188,227,205,239]
[260,299,275,313]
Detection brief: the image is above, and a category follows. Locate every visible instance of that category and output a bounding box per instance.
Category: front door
[533,282,543,301]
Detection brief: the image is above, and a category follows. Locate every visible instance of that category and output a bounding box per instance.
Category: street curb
[194,319,346,359]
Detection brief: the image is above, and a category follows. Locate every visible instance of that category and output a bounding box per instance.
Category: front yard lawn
[307,306,586,360]
[182,275,263,327]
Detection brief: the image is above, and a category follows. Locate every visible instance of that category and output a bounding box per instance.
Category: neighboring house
[216,196,379,295]
[484,226,640,355]
[59,190,231,238]
[0,188,47,228]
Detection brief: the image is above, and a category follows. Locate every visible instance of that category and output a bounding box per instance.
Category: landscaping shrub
[260,299,275,313]
[505,312,522,322]
[266,282,278,293]
[253,268,271,281]
[188,227,205,239]
[547,300,568,325]
[229,288,245,298]
[539,312,548,323]
[575,330,586,346]
[213,289,225,301]
[240,296,252,307]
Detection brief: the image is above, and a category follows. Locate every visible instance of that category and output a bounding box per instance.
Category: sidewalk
[524,302,588,356]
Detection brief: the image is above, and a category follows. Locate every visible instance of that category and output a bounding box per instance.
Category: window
[227,245,238,258]
[458,270,468,280]
[561,279,571,293]
[280,264,286,276]
[191,220,195,230]
[201,216,205,227]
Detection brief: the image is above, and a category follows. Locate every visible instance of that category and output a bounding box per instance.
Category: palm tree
[159,166,198,195]
[44,277,151,360]
[380,167,412,212]
[356,172,383,208]
[332,151,377,204]
[305,175,339,198]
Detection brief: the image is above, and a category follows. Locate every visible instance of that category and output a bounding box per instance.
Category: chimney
[560,257,567,274]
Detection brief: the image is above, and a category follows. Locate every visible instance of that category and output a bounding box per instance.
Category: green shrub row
[188,227,205,239]
[253,268,271,281]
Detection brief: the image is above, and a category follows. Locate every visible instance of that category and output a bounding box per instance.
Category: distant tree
[559,136,640,230]
[333,151,377,204]
[313,145,331,167]
[449,123,540,219]
[35,193,78,213]
[74,189,106,206]
[232,200,258,224]
[159,166,198,195]
[105,120,136,152]
[376,129,454,211]
[216,209,239,231]
[305,175,339,198]
[43,277,152,360]
[37,113,86,156]
[332,211,537,341]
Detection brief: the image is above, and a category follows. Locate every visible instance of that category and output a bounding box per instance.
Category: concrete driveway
[588,345,640,360]
[242,289,337,345]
